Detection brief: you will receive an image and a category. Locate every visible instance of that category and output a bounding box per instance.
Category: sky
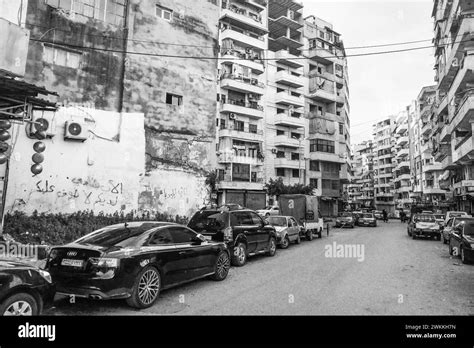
[301,0,436,144]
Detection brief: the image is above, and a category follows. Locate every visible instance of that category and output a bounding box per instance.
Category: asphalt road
[45,220,474,315]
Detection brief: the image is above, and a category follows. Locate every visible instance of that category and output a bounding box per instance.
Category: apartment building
[304,15,351,216]
[413,86,447,204]
[216,0,268,209]
[372,117,396,213]
[265,0,306,188]
[393,111,412,211]
[431,0,474,213]
[347,141,375,210]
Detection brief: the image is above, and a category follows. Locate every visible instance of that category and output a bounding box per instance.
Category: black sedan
[0,259,55,316]
[449,220,474,264]
[46,222,230,309]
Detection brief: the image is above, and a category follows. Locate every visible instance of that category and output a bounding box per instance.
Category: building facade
[347,141,374,210]
[372,116,396,213]
[431,0,474,213]
[393,111,412,211]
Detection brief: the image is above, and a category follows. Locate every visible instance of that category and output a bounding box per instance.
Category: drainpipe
[116,0,130,141]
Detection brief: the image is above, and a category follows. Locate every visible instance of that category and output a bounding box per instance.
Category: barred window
[310,139,335,153]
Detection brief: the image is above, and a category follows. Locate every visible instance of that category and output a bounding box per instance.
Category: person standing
[382,209,388,223]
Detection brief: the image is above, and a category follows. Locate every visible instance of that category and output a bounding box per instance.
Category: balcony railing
[223,99,264,111]
[222,1,264,24]
[220,73,265,89]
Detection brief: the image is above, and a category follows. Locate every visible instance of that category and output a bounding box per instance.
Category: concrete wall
[5,108,145,215]
[0,0,27,25]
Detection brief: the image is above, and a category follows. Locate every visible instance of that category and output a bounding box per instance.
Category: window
[292,169,300,178]
[249,124,257,134]
[310,139,335,153]
[310,178,318,188]
[232,163,250,181]
[277,130,285,136]
[43,46,81,68]
[276,168,285,176]
[309,160,320,171]
[291,153,300,161]
[166,93,183,106]
[232,212,254,226]
[250,212,263,226]
[148,229,173,245]
[220,119,226,130]
[276,151,285,158]
[339,123,344,135]
[234,120,245,132]
[319,30,325,38]
[170,227,196,244]
[156,4,173,21]
[46,0,125,26]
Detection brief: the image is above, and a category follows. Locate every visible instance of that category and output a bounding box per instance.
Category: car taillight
[89,257,120,269]
[223,227,233,242]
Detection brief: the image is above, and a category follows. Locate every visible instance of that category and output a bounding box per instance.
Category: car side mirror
[263,220,269,226]
[193,234,206,244]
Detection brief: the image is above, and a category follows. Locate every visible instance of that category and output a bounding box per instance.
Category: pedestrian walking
[382,209,388,223]
[400,209,406,223]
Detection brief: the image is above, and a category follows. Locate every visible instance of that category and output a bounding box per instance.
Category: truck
[278,194,324,240]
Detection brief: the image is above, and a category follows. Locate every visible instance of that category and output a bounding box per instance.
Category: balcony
[396,186,411,193]
[274,135,301,148]
[221,51,264,75]
[450,91,474,133]
[441,154,456,170]
[398,173,411,181]
[396,148,409,159]
[432,142,451,162]
[219,127,263,142]
[220,28,266,51]
[397,136,409,146]
[274,111,305,128]
[308,151,343,164]
[307,47,336,65]
[396,123,408,134]
[274,50,304,69]
[423,162,442,172]
[423,186,446,195]
[308,86,336,103]
[421,121,432,136]
[421,141,433,154]
[275,91,305,108]
[221,100,264,119]
[220,74,265,95]
[322,188,341,198]
[275,70,304,88]
[220,3,268,35]
[395,160,410,170]
[452,134,474,164]
[376,192,394,198]
[218,152,263,166]
[274,157,301,169]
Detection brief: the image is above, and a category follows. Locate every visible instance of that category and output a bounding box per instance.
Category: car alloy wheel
[232,243,247,267]
[281,236,290,249]
[4,301,33,316]
[267,237,277,256]
[212,251,230,281]
[1,293,38,316]
[138,268,160,307]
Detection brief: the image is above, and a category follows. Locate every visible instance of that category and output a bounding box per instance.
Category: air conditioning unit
[27,111,57,139]
[229,113,236,120]
[64,119,88,142]
[271,149,278,154]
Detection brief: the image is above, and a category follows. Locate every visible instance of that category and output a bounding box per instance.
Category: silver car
[266,216,301,249]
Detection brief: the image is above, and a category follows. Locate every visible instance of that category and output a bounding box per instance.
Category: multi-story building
[431,0,474,213]
[265,0,306,189]
[408,99,423,203]
[393,111,412,211]
[347,141,374,210]
[413,86,447,204]
[214,0,269,209]
[373,116,396,213]
[304,15,351,216]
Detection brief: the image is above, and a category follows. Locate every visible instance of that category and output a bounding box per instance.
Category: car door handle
[179,251,191,255]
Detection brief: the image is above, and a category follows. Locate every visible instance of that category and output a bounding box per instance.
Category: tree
[205,170,218,192]
[265,177,315,197]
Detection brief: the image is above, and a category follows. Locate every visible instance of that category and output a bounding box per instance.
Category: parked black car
[441,217,474,244]
[449,220,474,264]
[46,222,230,309]
[188,207,277,267]
[0,259,55,316]
[335,212,355,228]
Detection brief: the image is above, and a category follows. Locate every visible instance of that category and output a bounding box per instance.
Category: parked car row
[335,211,377,228]
[1,203,322,315]
[407,211,474,264]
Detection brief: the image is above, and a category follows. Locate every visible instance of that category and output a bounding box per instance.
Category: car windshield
[414,215,435,222]
[188,211,226,232]
[362,214,374,218]
[75,223,158,248]
[338,213,352,217]
[450,212,467,217]
[267,217,287,227]
[374,211,382,214]
[463,222,474,236]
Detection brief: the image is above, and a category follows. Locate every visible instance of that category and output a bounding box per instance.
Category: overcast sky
[301,0,436,144]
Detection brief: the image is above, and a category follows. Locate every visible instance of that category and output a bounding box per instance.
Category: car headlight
[38,269,52,283]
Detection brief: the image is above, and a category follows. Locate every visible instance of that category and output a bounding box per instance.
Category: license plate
[61,259,84,267]
[203,235,212,241]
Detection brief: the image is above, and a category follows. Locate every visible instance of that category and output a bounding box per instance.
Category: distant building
[348,141,375,210]
[393,110,411,211]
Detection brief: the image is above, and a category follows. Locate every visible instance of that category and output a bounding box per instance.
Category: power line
[31,35,467,61]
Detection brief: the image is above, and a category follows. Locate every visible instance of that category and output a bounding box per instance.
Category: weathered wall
[24,0,126,110]
[0,0,27,25]
[5,108,145,215]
